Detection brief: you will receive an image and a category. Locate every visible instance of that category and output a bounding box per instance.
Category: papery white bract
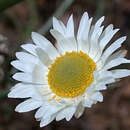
[8,12,130,127]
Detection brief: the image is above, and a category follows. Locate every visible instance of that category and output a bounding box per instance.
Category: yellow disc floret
[47,51,96,98]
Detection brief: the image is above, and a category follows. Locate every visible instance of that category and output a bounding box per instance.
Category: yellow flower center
[47,51,96,98]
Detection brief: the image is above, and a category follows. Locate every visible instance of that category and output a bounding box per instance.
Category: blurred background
[0,0,130,130]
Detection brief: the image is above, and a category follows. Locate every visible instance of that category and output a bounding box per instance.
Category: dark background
[0,0,130,130]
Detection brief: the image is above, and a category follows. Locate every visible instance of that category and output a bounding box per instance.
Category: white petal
[55,107,67,121]
[35,103,50,119]
[11,60,35,73]
[50,29,64,41]
[35,48,52,66]
[31,32,59,59]
[43,103,64,119]
[95,16,104,27]
[100,29,119,51]
[95,83,107,90]
[77,12,92,40]
[74,103,85,118]
[53,17,65,35]
[66,14,74,37]
[92,48,102,63]
[35,107,45,119]
[93,25,114,62]
[111,69,130,78]
[40,115,55,127]
[32,62,48,84]
[91,92,103,102]
[78,19,93,52]
[59,20,66,34]
[77,40,90,54]
[21,43,37,56]
[100,24,113,39]
[104,58,130,70]
[102,36,126,62]
[39,104,64,126]
[56,106,76,121]
[12,61,47,84]
[94,71,115,84]
[77,12,89,39]
[90,26,104,42]
[101,77,115,84]
[8,83,35,98]
[65,107,76,121]
[82,98,94,108]
[77,12,95,53]
[16,52,38,63]
[90,16,104,42]
[89,26,104,59]
[94,71,113,81]
[13,72,32,83]
[51,29,77,53]
[15,98,42,113]
[106,50,127,63]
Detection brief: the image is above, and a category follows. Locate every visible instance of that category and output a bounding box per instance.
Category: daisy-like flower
[8,12,130,127]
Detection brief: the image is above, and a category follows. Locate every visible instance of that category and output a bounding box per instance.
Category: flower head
[8,12,130,127]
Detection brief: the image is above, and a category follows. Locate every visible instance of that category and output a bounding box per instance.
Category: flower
[8,12,130,127]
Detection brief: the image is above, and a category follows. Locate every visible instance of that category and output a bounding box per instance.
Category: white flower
[8,12,130,127]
